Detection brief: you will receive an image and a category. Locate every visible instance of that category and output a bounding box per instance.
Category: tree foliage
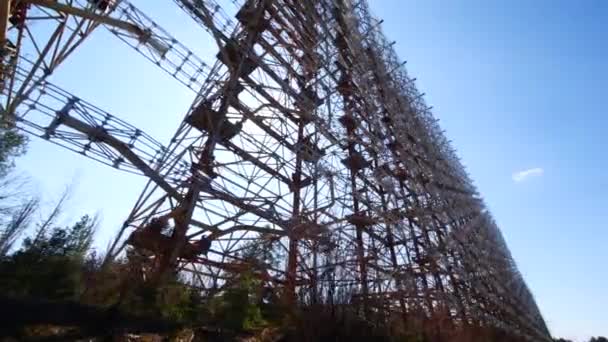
[0,127,26,177]
[209,271,267,331]
[590,337,608,342]
[0,215,97,301]
[0,125,31,255]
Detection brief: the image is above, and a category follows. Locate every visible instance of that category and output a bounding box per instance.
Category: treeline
[554,338,608,342]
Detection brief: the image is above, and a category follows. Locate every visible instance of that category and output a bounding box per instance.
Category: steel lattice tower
[1,0,550,340]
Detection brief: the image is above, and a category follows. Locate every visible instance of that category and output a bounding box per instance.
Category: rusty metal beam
[0,0,9,47]
[22,0,142,36]
[3,0,552,340]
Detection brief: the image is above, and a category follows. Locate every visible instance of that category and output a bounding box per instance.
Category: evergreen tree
[0,215,97,301]
[590,337,608,342]
[0,127,26,177]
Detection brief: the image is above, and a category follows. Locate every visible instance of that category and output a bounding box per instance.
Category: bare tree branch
[0,197,39,256]
[32,185,73,246]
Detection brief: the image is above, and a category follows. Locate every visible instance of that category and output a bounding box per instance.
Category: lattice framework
[0,1,550,340]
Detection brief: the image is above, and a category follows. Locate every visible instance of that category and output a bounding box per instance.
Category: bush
[0,215,96,301]
[209,271,267,331]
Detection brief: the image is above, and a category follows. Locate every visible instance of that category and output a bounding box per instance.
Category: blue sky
[14,1,607,340]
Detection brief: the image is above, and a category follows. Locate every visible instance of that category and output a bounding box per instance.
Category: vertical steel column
[286,120,305,304]
[0,0,9,46]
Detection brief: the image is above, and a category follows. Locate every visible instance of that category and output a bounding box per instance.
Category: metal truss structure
[1,0,550,340]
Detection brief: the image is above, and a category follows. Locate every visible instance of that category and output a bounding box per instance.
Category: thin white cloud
[512,167,544,183]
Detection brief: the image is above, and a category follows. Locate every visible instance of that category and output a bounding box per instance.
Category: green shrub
[210,271,267,331]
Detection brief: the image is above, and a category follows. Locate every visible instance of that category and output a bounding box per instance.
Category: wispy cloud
[512,167,544,183]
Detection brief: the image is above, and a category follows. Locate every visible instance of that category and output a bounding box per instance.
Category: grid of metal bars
[0,0,550,340]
